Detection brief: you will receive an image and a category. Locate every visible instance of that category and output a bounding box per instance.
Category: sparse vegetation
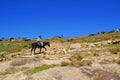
[0,31,120,79]
[116,59,120,64]
[0,71,12,75]
[0,40,34,53]
[0,32,120,53]
[61,61,71,66]
[0,67,17,75]
[25,64,54,75]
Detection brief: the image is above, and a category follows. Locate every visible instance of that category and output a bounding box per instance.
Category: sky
[0,0,120,39]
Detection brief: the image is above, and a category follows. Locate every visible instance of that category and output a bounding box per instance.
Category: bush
[25,64,54,75]
[69,53,83,67]
[108,47,120,54]
[61,61,71,66]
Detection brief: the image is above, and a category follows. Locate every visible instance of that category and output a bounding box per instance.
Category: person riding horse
[31,36,50,55]
[36,36,43,47]
[31,41,50,55]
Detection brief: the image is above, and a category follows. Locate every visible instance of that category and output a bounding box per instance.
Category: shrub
[25,64,54,75]
[80,60,92,66]
[69,53,83,67]
[61,61,71,66]
[108,47,120,54]
[116,59,120,64]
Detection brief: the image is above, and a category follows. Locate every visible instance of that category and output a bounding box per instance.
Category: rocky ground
[0,39,120,80]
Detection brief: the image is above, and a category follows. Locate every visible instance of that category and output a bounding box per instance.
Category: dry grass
[0,32,120,53]
[0,40,33,53]
[25,64,54,75]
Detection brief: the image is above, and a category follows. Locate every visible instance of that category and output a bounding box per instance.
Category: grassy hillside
[0,31,120,80]
[0,40,34,53]
[0,31,120,53]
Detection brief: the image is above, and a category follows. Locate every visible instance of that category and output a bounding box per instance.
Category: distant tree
[108,30,115,33]
[10,37,17,42]
[52,35,65,39]
[1,37,5,40]
[61,35,64,38]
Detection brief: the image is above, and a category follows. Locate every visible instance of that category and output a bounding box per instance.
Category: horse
[31,42,50,55]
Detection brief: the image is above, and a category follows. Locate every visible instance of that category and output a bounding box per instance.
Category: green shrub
[61,61,71,66]
[116,59,120,64]
[25,64,54,75]
[108,48,120,54]
[80,60,92,66]
[69,53,83,67]
[0,40,33,53]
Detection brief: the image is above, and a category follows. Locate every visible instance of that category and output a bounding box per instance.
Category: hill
[0,31,120,80]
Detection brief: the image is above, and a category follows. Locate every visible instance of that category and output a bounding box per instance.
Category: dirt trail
[0,40,120,80]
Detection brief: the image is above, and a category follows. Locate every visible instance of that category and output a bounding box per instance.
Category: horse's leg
[34,48,36,55]
[40,48,42,53]
[31,48,33,53]
[43,47,46,51]
[31,48,33,55]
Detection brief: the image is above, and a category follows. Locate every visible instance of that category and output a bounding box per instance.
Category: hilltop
[0,31,120,80]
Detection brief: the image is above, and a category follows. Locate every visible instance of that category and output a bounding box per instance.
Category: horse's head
[44,42,50,47]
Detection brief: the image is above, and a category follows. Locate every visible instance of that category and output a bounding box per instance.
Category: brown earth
[0,39,120,80]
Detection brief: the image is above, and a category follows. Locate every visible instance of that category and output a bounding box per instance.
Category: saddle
[37,41,43,46]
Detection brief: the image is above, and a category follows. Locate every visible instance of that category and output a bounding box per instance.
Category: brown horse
[31,42,50,55]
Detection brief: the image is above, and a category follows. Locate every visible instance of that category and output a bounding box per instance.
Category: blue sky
[0,0,120,38]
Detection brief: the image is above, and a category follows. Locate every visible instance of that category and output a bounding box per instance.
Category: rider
[36,35,43,46]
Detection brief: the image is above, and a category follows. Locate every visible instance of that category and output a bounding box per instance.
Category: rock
[30,67,90,80]
[24,66,120,80]
[70,43,81,50]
